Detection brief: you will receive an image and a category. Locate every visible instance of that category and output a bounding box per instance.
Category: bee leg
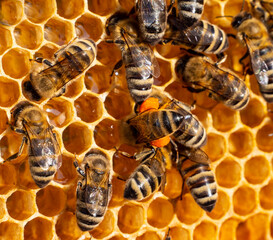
[73,159,86,178]
[33,57,54,67]
[170,138,179,164]
[110,60,123,77]
[215,53,227,66]
[8,124,27,135]
[117,176,126,181]
[227,33,236,39]
[4,136,27,162]
[185,49,204,57]
[53,86,66,98]
[167,0,175,14]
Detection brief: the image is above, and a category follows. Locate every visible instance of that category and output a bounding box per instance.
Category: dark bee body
[128,107,186,144]
[106,12,160,104]
[232,11,273,102]
[177,0,204,26]
[25,39,97,101]
[175,55,250,110]
[137,0,168,45]
[7,101,60,188]
[124,147,169,201]
[164,18,229,55]
[251,0,273,38]
[177,147,217,212]
[75,149,111,232]
[169,100,207,148]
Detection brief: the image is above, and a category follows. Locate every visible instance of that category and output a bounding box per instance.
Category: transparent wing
[122,30,160,78]
[245,37,269,86]
[179,147,210,164]
[24,122,62,170]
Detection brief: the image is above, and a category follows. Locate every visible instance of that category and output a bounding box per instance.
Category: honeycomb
[0,0,273,239]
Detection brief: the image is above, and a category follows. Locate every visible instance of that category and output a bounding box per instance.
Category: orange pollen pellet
[139,97,160,113]
[151,136,170,148]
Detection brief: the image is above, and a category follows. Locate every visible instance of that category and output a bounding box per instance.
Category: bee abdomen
[29,157,57,188]
[124,164,159,201]
[178,0,204,26]
[173,117,207,148]
[182,161,217,212]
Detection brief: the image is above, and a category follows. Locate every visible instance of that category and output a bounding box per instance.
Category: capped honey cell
[0,26,12,55]
[211,105,237,132]
[56,211,82,240]
[24,0,56,23]
[176,193,204,225]
[44,17,74,46]
[244,156,270,184]
[88,0,118,16]
[90,210,115,239]
[74,93,103,123]
[233,186,257,216]
[216,157,241,188]
[43,98,74,128]
[85,65,112,94]
[75,13,103,41]
[193,221,217,240]
[228,128,254,158]
[2,48,31,79]
[256,123,273,152]
[36,185,66,217]
[259,180,273,210]
[57,0,84,19]
[118,203,144,234]
[0,221,23,240]
[62,122,92,155]
[147,197,174,228]
[14,20,43,50]
[24,217,53,240]
[94,118,120,150]
[0,0,23,26]
[240,98,265,128]
[203,133,226,161]
[6,190,36,220]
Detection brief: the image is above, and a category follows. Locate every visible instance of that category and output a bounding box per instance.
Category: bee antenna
[241,0,246,12]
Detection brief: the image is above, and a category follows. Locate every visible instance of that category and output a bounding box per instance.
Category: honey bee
[24,38,97,101]
[74,149,111,232]
[105,12,160,104]
[177,0,204,27]
[231,10,273,102]
[136,0,172,45]
[122,146,170,201]
[177,146,217,212]
[175,54,250,110]
[129,97,207,149]
[251,0,273,38]
[5,101,61,188]
[163,13,229,55]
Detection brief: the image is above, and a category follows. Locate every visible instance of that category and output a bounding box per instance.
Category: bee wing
[245,37,269,86]
[180,147,210,164]
[260,0,273,13]
[84,171,110,214]
[138,0,166,19]
[24,122,62,170]
[123,31,160,78]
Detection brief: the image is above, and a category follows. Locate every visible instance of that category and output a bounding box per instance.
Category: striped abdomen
[76,186,108,231]
[180,158,217,212]
[172,20,229,54]
[124,162,162,200]
[178,0,204,26]
[173,111,207,148]
[29,138,58,188]
[214,74,250,110]
[123,43,154,103]
[129,109,185,143]
[252,45,273,102]
[138,0,167,45]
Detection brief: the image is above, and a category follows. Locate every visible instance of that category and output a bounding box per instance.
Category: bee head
[231,11,252,29]
[105,11,129,36]
[11,101,35,126]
